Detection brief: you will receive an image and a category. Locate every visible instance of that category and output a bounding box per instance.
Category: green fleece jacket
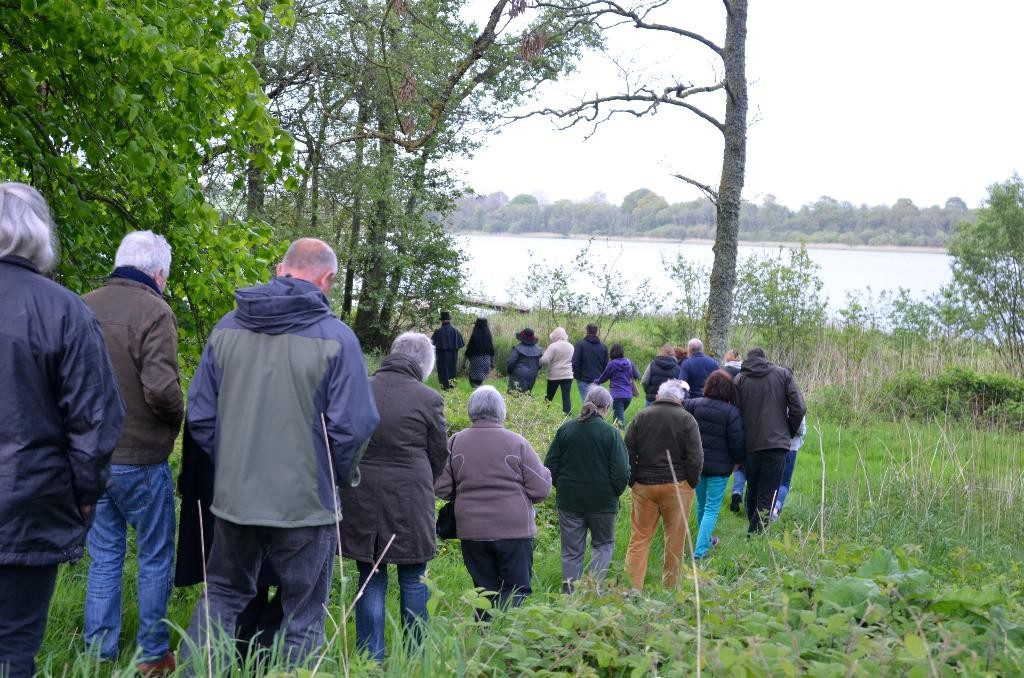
[544,416,631,513]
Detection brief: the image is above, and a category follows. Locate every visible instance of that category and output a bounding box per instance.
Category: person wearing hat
[506,328,544,393]
[431,311,465,390]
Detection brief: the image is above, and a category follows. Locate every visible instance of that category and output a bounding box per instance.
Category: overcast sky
[451,0,1024,210]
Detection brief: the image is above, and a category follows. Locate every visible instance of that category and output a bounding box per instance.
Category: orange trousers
[624,481,695,589]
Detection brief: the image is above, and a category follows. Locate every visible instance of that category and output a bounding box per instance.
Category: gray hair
[390,332,435,382]
[468,385,506,423]
[115,230,172,278]
[687,338,704,353]
[283,237,338,274]
[657,379,690,403]
[579,384,612,422]
[0,182,57,272]
[549,326,568,342]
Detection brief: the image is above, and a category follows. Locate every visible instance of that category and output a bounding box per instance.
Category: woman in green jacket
[543,386,631,592]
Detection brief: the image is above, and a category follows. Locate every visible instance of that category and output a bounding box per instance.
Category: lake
[457,233,952,311]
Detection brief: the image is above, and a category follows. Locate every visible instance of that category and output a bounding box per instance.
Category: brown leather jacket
[83,276,183,464]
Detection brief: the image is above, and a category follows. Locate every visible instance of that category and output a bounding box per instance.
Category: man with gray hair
[81,231,183,673]
[183,237,379,665]
[677,337,720,399]
[0,183,124,678]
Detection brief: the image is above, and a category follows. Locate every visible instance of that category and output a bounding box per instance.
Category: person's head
[579,385,612,422]
[656,379,689,403]
[468,385,506,423]
[516,327,536,343]
[747,347,767,360]
[586,323,599,336]
[658,343,675,358]
[390,332,435,382]
[549,326,568,342]
[610,343,624,360]
[724,349,740,362]
[0,182,57,272]
[440,310,452,323]
[115,231,172,292]
[688,338,703,354]
[702,369,734,403]
[674,346,688,362]
[277,238,338,295]
[473,317,488,331]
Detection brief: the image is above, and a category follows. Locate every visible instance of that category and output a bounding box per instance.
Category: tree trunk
[705,0,748,357]
[342,87,369,317]
[245,0,271,219]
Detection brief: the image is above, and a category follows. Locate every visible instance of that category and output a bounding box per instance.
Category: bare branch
[673,173,719,205]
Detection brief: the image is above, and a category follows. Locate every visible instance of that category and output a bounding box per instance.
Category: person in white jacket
[540,327,575,414]
[772,415,807,520]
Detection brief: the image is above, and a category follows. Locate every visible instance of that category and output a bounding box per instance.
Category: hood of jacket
[653,355,678,370]
[234,276,333,335]
[739,355,773,378]
[376,352,424,382]
[583,334,601,344]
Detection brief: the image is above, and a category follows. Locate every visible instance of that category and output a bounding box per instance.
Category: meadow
[32,317,1024,676]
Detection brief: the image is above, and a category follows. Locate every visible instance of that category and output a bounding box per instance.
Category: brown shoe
[137,652,176,676]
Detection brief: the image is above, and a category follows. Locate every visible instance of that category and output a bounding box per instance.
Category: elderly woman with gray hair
[435,386,552,612]
[341,332,448,663]
[544,386,630,593]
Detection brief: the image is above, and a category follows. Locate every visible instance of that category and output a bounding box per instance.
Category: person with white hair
[0,183,125,678]
[81,231,184,672]
[341,332,448,663]
[182,237,379,665]
[677,337,720,399]
[544,386,630,592]
[435,386,551,614]
[623,379,703,590]
[540,326,575,414]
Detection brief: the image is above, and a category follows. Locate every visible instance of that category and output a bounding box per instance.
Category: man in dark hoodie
[182,238,380,664]
[732,348,806,533]
[572,323,609,400]
[431,311,464,390]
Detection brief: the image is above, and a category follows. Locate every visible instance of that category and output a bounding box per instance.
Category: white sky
[451,0,1024,209]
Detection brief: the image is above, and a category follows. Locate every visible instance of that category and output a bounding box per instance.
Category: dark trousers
[436,350,458,390]
[545,379,573,414]
[181,520,335,667]
[236,587,284,657]
[460,538,534,615]
[0,564,59,678]
[744,449,788,533]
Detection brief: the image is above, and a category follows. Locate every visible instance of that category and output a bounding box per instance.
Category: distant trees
[444,190,975,247]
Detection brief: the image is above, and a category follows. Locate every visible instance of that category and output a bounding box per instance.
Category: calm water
[458,233,953,311]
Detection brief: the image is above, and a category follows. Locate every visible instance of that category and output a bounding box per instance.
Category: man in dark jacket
[341,332,448,662]
[182,238,380,665]
[732,348,807,533]
[431,311,464,390]
[623,380,703,589]
[572,323,609,400]
[81,231,183,673]
[677,338,720,398]
[0,183,125,678]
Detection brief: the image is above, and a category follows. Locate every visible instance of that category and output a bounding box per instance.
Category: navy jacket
[678,351,720,398]
[572,334,609,382]
[0,255,125,565]
[682,397,745,476]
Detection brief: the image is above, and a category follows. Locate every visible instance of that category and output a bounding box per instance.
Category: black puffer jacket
[644,356,680,400]
[682,397,745,476]
[0,255,125,566]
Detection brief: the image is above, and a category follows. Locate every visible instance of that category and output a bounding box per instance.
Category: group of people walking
[0,181,807,674]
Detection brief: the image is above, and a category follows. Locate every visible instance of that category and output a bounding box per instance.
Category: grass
[32,354,1024,676]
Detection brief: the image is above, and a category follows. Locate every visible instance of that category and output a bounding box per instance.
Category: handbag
[631,379,640,398]
[436,445,458,539]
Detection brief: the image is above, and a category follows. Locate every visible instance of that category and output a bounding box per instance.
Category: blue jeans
[731,466,746,497]
[354,561,429,663]
[775,449,799,511]
[693,475,729,558]
[577,381,592,401]
[85,462,175,661]
[612,397,632,427]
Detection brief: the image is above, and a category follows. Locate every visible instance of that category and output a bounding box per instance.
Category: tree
[515,0,748,355]
[0,1,292,362]
[945,175,1024,375]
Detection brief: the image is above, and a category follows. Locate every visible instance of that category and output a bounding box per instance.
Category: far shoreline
[451,230,949,255]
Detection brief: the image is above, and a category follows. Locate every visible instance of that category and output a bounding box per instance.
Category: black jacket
[341,353,448,563]
[572,334,609,382]
[0,255,125,566]
[733,356,807,454]
[682,397,745,476]
[624,400,704,488]
[644,356,679,400]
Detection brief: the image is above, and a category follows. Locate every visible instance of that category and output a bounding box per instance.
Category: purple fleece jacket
[595,357,641,399]
[435,420,552,540]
